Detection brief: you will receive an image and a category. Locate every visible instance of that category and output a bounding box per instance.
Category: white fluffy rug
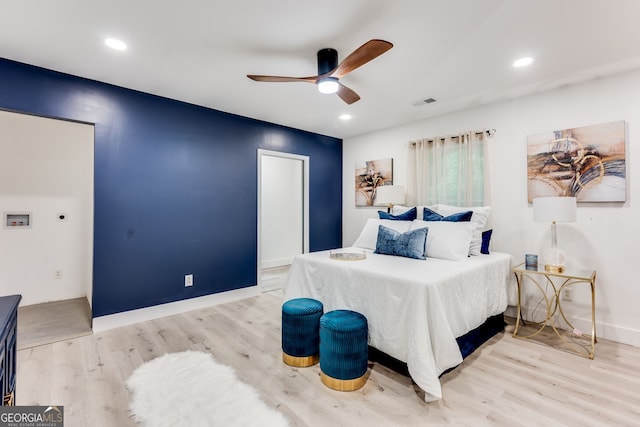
[127,351,290,427]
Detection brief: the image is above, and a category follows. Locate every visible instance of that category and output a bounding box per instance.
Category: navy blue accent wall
[0,58,342,317]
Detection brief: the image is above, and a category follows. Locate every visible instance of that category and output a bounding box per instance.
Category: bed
[283,205,514,402]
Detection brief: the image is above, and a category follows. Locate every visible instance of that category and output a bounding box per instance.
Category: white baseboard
[587,318,640,348]
[261,257,293,269]
[505,305,639,348]
[92,286,260,333]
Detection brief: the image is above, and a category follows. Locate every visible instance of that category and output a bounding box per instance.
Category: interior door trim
[257,149,309,291]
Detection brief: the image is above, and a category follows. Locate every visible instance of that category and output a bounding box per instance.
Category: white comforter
[283,248,513,401]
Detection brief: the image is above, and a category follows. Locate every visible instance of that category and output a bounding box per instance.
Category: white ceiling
[2,0,640,139]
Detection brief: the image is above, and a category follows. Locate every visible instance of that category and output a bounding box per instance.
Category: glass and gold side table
[512,263,597,359]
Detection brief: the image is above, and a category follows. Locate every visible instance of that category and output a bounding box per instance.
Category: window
[407,131,488,206]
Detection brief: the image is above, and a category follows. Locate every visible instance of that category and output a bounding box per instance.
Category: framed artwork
[527,120,626,202]
[355,158,393,206]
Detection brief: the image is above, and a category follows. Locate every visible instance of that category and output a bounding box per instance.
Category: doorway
[257,149,309,292]
[0,110,94,347]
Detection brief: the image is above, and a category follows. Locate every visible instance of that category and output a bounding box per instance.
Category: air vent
[412,98,437,107]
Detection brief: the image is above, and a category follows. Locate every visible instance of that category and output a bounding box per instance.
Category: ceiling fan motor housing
[317,48,338,75]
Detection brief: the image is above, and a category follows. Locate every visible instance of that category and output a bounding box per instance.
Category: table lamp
[533,196,577,273]
[375,185,405,213]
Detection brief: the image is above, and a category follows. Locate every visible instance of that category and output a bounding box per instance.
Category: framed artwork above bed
[355,158,393,207]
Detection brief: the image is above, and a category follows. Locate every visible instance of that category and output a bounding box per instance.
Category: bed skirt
[368,313,505,378]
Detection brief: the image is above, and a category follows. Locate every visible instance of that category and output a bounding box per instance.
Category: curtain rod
[411,128,496,145]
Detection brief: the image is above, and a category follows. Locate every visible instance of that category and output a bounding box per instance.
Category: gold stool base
[282,352,319,367]
[320,371,367,391]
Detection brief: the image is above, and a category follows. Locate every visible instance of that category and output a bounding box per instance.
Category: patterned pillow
[374,225,428,260]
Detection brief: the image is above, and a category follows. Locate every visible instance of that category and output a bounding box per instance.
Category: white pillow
[435,204,491,256]
[353,218,412,250]
[409,220,475,261]
[391,205,414,216]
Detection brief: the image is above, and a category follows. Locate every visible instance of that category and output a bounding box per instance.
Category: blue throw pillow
[374,225,428,260]
[423,207,473,222]
[378,207,417,221]
[481,229,493,254]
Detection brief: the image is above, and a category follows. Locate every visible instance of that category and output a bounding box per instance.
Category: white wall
[260,155,303,268]
[0,110,94,307]
[343,69,640,347]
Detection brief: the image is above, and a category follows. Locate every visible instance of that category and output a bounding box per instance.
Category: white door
[257,150,309,291]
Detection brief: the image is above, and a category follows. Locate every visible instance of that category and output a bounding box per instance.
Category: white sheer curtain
[407,131,489,207]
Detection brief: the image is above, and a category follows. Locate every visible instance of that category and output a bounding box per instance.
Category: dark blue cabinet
[0,295,20,405]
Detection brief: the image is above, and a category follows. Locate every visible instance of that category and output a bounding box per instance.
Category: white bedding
[283,248,513,401]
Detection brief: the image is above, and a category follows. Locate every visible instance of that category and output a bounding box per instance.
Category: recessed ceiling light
[105,38,127,51]
[339,114,352,121]
[513,57,533,68]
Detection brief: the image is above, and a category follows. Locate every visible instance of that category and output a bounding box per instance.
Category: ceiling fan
[247,39,393,105]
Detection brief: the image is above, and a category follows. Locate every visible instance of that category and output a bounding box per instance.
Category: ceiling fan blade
[247,75,319,83]
[330,39,393,79]
[336,82,360,105]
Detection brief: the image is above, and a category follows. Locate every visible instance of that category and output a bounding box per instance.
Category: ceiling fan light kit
[318,77,339,94]
[247,39,393,104]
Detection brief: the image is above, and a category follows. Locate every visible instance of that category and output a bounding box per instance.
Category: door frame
[257,149,309,290]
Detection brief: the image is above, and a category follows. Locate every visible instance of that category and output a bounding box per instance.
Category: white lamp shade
[375,185,405,206]
[532,196,576,223]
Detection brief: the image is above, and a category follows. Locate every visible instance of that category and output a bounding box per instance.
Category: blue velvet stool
[281,298,324,367]
[319,310,369,391]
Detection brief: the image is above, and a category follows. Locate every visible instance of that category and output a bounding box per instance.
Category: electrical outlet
[54,270,63,279]
[562,287,572,302]
[184,274,193,287]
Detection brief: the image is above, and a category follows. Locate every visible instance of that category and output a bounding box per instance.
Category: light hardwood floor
[17,291,640,427]
[17,297,92,350]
